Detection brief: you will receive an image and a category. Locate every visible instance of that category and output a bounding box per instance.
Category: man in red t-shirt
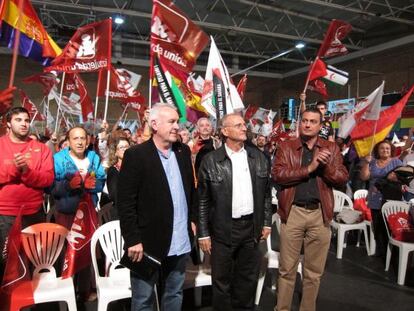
[0,107,54,282]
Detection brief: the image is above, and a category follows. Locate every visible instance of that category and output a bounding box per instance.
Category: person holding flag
[0,107,54,282]
[50,126,106,299]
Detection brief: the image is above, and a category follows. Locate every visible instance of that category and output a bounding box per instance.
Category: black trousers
[211,219,260,311]
[371,208,389,257]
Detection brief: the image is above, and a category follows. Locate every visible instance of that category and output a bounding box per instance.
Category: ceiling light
[114,16,125,25]
[295,42,305,49]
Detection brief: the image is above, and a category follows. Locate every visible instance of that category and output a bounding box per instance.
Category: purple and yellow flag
[0,0,61,65]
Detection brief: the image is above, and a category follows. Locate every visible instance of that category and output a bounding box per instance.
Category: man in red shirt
[0,107,54,282]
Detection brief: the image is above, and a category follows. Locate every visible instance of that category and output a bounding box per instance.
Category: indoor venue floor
[28,240,414,311]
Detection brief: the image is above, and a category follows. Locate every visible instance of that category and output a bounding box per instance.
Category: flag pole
[303,56,319,94]
[29,111,38,127]
[94,69,102,120]
[369,120,379,156]
[103,67,111,121]
[8,0,24,88]
[54,72,66,133]
[119,103,129,121]
[122,111,128,125]
[103,18,112,121]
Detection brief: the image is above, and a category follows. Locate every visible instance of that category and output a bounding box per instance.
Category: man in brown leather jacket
[272,107,348,311]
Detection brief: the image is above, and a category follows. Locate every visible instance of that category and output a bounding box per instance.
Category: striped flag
[351,84,414,157]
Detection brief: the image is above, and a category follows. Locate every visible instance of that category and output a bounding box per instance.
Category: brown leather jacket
[272,137,348,224]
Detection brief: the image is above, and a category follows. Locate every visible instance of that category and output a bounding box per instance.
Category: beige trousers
[276,206,331,311]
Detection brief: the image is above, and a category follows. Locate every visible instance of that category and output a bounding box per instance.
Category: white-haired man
[194,117,214,174]
[117,103,196,311]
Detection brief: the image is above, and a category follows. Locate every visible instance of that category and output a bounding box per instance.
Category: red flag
[307,80,328,98]
[97,65,141,100]
[22,72,58,95]
[317,20,352,58]
[19,90,45,121]
[236,74,248,100]
[61,193,98,279]
[64,73,94,120]
[244,105,259,120]
[307,58,327,82]
[150,0,209,73]
[121,95,147,116]
[0,212,34,311]
[46,19,112,73]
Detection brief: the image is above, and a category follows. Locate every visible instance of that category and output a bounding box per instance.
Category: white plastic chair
[382,200,414,285]
[91,220,132,311]
[255,213,303,306]
[7,223,76,311]
[184,250,212,307]
[332,190,370,259]
[353,189,376,255]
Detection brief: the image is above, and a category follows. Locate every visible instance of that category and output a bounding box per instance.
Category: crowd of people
[0,95,413,311]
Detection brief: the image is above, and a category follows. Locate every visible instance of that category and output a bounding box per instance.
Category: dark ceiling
[31,0,414,78]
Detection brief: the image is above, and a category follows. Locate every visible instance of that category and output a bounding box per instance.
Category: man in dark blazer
[117,103,196,311]
[198,113,272,310]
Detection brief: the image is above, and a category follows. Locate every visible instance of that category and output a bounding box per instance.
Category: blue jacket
[51,147,106,214]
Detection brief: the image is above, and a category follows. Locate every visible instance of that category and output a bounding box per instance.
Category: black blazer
[117,139,196,260]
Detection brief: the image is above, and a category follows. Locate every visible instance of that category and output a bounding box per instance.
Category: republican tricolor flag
[0,0,61,65]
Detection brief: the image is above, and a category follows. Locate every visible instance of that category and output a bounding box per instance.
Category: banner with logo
[45,19,111,73]
[61,193,98,279]
[150,0,209,73]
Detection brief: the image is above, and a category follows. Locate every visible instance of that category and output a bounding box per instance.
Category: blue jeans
[130,253,188,311]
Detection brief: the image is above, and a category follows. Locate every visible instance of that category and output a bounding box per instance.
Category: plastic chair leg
[385,243,392,271]
[97,298,109,311]
[363,227,370,256]
[397,248,409,285]
[255,270,266,306]
[65,298,77,311]
[356,230,362,248]
[369,225,376,256]
[336,229,345,259]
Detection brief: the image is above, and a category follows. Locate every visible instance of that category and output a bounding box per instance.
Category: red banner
[0,212,34,311]
[97,65,142,100]
[64,73,94,120]
[150,0,209,73]
[46,19,112,73]
[236,74,248,100]
[317,20,352,58]
[22,72,58,95]
[61,193,98,279]
[20,90,46,121]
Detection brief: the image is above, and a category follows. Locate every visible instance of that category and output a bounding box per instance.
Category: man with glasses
[198,113,272,310]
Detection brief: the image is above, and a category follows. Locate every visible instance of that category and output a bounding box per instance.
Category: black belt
[232,214,253,221]
[294,202,321,210]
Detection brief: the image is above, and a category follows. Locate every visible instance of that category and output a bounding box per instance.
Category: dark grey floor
[179,243,414,311]
[30,241,414,311]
